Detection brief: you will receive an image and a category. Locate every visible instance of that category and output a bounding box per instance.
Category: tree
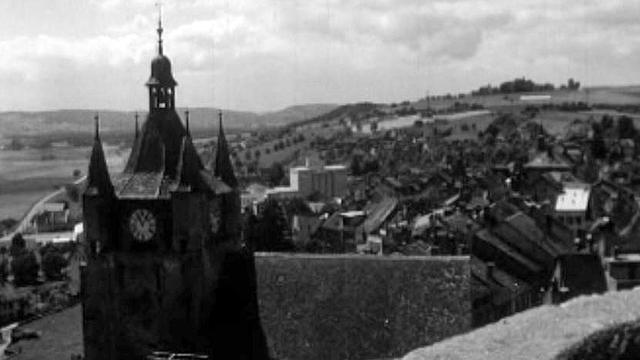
[591,123,607,159]
[568,78,580,90]
[0,218,17,235]
[7,138,24,151]
[601,115,614,130]
[12,251,39,286]
[0,247,8,284]
[363,159,380,173]
[350,156,363,175]
[65,184,80,202]
[10,233,26,257]
[618,116,636,139]
[268,162,285,186]
[41,249,68,281]
[256,199,294,252]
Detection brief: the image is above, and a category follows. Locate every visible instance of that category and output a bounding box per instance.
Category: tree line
[471,77,580,96]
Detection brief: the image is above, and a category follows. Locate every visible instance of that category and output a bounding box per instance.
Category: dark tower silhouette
[82,10,269,360]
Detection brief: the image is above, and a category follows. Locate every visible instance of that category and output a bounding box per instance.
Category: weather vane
[155,1,164,54]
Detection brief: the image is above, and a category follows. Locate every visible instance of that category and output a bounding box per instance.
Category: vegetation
[41,247,68,281]
[10,233,26,257]
[268,162,286,186]
[246,199,294,252]
[0,218,17,235]
[12,251,39,286]
[471,77,580,96]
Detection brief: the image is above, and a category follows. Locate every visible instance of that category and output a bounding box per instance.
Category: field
[0,144,127,222]
[238,126,339,169]
[413,86,640,111]
[10,305,83,360]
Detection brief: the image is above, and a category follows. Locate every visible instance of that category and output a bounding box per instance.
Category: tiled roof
[115,172,164,198]
[496,212,570,262]
[471,257,531,304]
[363,197,398,233]
[474,229,542,276]
[524,152,571,170]
[86,134,114,196]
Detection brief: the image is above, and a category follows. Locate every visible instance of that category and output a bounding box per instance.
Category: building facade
[81,18,268,360]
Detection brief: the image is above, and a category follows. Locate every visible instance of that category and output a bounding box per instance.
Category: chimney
[486,262,495,279]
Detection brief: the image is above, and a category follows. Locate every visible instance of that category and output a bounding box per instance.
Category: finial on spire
[218,110,223,127]
[134,112,140,138]
[185,109,190,136]
[155,1,163,55]
[94,113,100,140]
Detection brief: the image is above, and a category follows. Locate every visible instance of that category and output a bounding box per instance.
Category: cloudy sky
[0,0,638,112]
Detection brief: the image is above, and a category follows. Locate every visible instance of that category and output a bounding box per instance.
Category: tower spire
[134,112,140,138]
[214,111,238,188]
[94,113,100,140]
[185,109,190,136]
[156,1,163,55]
[87,113,114,196]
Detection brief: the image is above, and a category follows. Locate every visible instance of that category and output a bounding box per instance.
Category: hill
[412,86,640,112]
[0,104,338,139]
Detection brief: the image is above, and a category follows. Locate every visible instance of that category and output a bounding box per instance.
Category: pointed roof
[124,116,167,174]
[86,114,114,196]
[214,112,238,188]
[185,109,190,136]
[134,112,140,139]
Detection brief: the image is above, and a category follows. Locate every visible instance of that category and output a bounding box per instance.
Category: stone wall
[402,287,640,360]
[255,253,470,360]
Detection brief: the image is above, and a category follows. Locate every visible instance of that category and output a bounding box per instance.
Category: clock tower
[82,14,268,360]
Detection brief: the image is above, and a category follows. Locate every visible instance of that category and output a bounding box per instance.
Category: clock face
[129,208,157,242]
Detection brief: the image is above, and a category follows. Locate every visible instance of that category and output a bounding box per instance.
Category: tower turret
[146,10,177,111]
[86,113,114,196]
[214,111,238,188]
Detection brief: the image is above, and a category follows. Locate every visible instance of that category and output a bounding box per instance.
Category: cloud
[1,0,640,111]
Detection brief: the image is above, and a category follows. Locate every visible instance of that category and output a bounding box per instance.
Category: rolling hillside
[0,104,339,139]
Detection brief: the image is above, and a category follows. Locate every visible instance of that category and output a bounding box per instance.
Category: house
[317,211,366,253]
[471,257,537,327]
[604,254,640,291]
[553,183,591,235]
[523,151,572,174]
[31,202,70,232]
[291,215,323,250]
[545,253,606,304]
[519,171,564,203]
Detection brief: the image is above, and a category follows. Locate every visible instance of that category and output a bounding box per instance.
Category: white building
[554,183,591,234]
[267,160,348,200]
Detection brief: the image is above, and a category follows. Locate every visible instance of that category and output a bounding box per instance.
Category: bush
[12,251,39,286]
[10,233,26,257]
[65,184,80,203]
[268,162,286,186]
[42,250,68,281]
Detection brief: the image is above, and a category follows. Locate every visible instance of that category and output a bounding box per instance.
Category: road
[0,176,86,243]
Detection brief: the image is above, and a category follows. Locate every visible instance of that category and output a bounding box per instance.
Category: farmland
[0,144,127,222]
